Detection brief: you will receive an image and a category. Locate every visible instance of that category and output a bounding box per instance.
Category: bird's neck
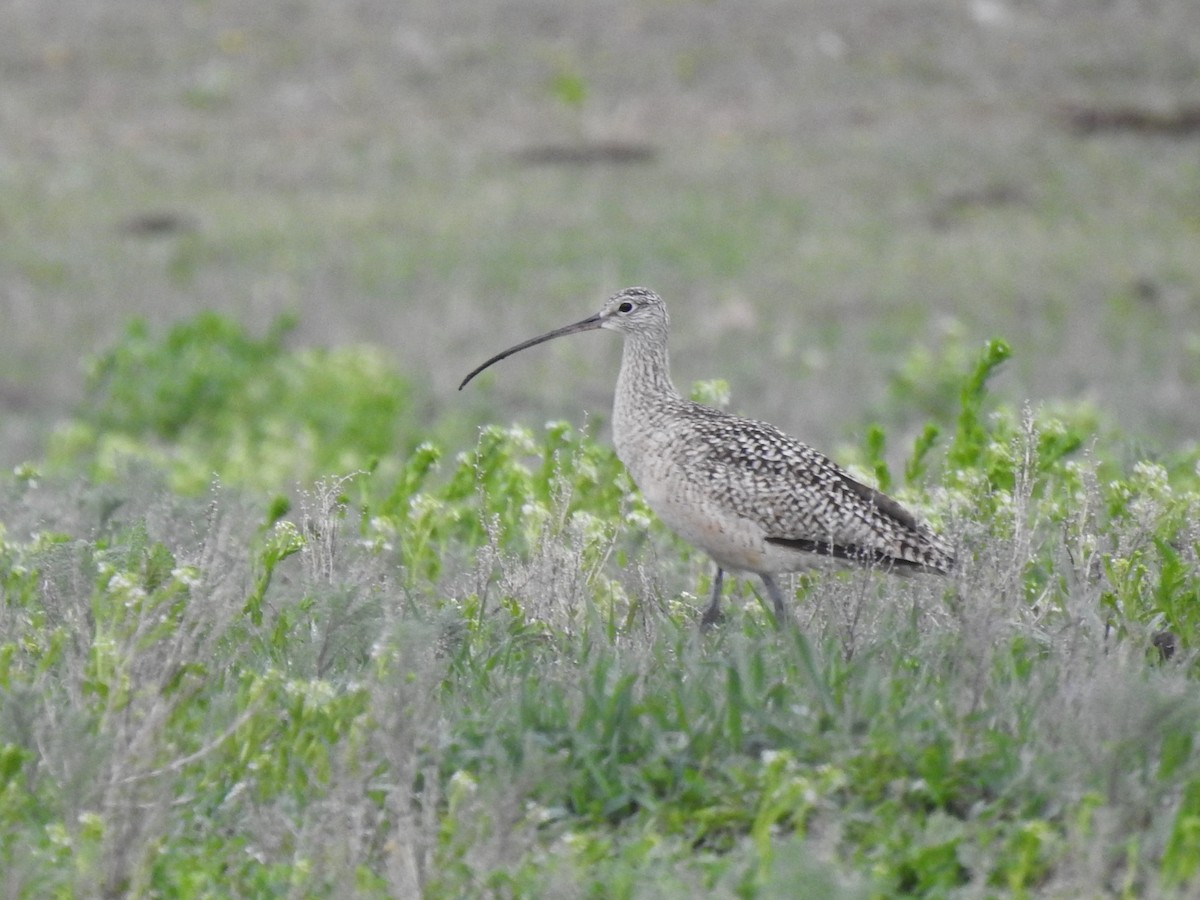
[612,332,683,455]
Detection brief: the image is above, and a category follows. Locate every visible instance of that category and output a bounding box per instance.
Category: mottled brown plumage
[460,287,953,624]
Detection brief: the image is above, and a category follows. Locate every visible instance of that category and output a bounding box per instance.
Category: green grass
[5,3,1200,895]
[3,316,1200,896]
[5,2,1200,460]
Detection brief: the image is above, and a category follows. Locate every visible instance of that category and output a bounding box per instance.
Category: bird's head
[458,286,669,390]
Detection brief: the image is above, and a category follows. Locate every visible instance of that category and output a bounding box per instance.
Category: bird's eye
[617,301,634,313]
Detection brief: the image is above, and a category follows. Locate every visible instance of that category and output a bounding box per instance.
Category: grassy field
[3,1,1200,896]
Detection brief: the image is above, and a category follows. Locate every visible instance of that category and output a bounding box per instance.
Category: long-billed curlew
[459,287,954,625]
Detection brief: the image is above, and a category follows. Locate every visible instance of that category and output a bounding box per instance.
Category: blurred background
[3,0,1199,469]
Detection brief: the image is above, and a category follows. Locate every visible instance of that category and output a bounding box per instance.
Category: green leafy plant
[6,312,1200,896]
[49,312,418,492]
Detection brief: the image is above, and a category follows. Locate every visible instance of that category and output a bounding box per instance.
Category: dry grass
[3,0,1200,465]
[3,2,1200,894]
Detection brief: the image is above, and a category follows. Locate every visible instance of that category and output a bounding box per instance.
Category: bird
[459,287,954,626]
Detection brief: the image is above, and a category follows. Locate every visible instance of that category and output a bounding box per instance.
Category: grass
[2,316,1200,896]
[4,1,1200,895]
[4,2,1200,453]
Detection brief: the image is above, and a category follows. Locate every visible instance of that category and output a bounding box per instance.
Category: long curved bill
[458,312,603,390]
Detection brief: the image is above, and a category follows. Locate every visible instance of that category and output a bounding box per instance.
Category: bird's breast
[625,455,775,573]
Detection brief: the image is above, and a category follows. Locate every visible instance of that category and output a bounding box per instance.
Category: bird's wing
[683,405,952,572]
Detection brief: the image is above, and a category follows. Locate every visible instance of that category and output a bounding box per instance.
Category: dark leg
[761,574,790,625]
[701,567,725,628]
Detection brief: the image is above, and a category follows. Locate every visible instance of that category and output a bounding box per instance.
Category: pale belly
[636,471,824,576]
[617,423,838,576]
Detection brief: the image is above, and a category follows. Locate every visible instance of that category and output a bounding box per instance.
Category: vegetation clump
[2,313,1199,897]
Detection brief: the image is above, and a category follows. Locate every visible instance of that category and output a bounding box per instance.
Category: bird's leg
[700,567,725,628]
[760,574,790,626]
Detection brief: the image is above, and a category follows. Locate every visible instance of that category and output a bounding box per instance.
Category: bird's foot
[700,604,725,630]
